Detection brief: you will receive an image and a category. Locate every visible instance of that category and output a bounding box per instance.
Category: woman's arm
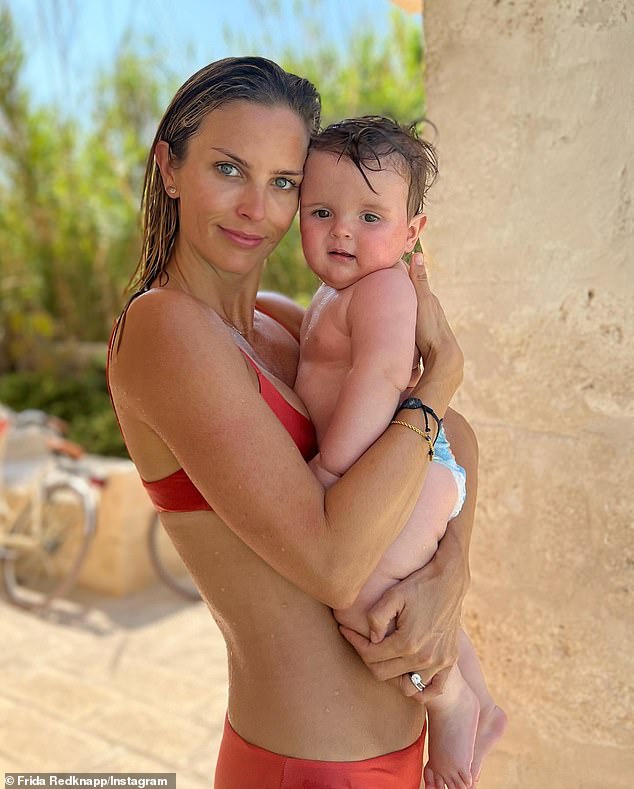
[111,256,462,612]
[339,406,477,700]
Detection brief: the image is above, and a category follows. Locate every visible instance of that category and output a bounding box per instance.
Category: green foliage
[0,10,176,372]
[0,361,127,457]
[224,3,424,125]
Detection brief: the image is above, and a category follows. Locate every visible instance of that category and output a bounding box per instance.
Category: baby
[295,117,506,789]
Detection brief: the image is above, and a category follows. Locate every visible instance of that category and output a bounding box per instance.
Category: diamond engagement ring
[409,672,426,692]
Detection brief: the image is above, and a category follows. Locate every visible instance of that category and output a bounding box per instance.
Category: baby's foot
[423,684,479,789]
[470,704,507,783]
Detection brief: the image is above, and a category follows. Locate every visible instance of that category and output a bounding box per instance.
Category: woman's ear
[154,140,179,198]
[404,213,427,253]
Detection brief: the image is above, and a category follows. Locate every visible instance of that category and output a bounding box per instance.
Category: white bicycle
[0,410,99,610]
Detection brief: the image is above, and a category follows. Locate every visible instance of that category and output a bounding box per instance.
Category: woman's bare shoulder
[124,287,216,328]
[109,288,246,408]
[115,288,228,355]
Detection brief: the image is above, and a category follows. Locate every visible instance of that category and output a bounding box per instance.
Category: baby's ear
[404,213,427,252]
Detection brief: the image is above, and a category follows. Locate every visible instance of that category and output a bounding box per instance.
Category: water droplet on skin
[281,603,288,609]
[220,587,225,592]
[333,690,340,696]
[325,707,330,713]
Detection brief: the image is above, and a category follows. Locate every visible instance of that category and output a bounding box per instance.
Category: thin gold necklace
[220,316,249,337]
[168,262,251,336]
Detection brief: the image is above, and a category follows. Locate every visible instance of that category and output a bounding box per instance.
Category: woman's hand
[340,408,479,704]
[338,546,465,704]
[408,251,463,401]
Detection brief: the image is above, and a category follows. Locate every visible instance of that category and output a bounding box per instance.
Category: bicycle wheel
[1,477,97,609]
[147,514,201,601]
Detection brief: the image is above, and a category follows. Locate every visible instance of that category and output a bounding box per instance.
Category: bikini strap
[238,348,264,388]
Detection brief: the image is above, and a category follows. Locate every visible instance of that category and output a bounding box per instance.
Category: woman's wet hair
[309,116,438,218]
[130,56,321,295]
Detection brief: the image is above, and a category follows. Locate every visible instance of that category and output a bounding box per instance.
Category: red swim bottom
[214,715,425,789]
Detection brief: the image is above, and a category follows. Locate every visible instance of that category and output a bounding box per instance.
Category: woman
[108,57,472,788]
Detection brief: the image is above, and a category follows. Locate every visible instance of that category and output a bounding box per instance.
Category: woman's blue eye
[362,213,380,223]
[314,209,331,218]
[217,162,240,177]
[274,177,297,190]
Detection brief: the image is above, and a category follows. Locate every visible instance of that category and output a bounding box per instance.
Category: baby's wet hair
[310,116,438,218]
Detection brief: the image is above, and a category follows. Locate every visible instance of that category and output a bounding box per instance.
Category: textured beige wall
[424,1,633,786]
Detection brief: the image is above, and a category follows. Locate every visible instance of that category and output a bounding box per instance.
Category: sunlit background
[8,0,422,115]
[0,0,424,455]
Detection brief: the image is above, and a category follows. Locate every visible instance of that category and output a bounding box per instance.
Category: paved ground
[0,585,226,787]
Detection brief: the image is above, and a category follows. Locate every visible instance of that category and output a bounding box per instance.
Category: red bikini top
[107,304,316,514]
[141,350,316,512]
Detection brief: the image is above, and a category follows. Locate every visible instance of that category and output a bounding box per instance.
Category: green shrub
[0,363,128,458]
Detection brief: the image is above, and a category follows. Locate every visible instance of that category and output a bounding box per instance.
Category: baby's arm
[317,268,418,479]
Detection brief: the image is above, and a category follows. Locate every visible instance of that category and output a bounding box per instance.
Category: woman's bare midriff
[110,302,425,761]
[161,508,424,761]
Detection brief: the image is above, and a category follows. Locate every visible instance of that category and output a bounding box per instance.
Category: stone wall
[424,1,633,786]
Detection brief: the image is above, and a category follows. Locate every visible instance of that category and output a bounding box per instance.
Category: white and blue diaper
[433,425,467,520]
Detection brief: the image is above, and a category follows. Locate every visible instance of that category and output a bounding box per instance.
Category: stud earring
[168,186,177,195]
